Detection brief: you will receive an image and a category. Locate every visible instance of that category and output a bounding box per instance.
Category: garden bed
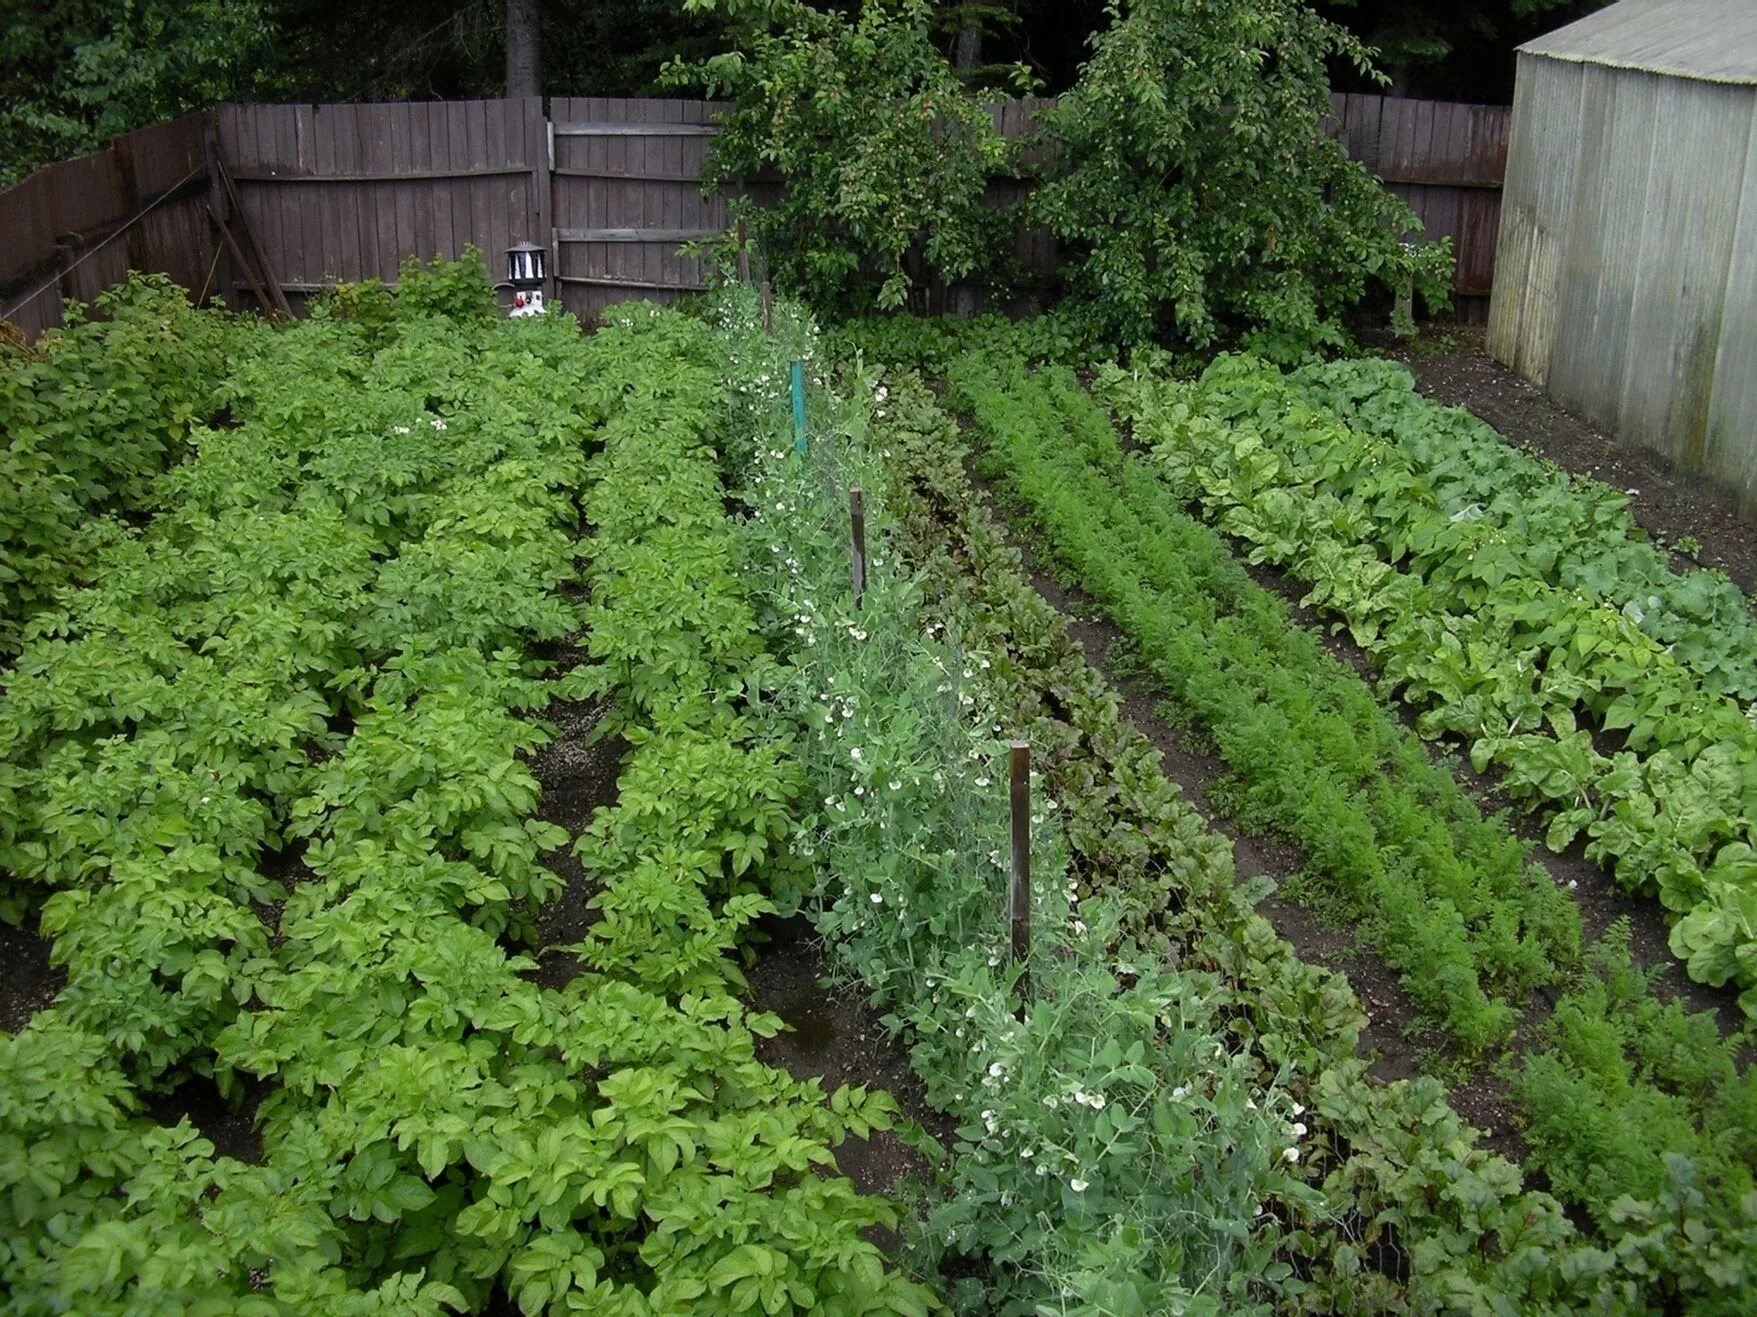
[1383,325,1757,593]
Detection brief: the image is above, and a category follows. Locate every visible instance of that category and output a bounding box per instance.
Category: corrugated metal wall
[1489,54,1757,516]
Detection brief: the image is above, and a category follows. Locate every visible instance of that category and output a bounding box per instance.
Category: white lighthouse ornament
[506,241,547,317]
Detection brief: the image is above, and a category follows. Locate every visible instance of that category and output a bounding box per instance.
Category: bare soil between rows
[528,695,951,1216]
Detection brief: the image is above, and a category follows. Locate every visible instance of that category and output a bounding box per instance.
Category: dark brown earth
[0,916,61,1035]
[1381,325,1757,596]
[745,912,952,1202]
[526,696,626,990]
[144,1074,266,1164]
[525,695,951,1208]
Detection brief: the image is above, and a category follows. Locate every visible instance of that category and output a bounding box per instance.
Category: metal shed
[1486,0,1757,516]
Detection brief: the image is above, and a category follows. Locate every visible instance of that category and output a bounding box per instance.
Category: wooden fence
[1329,93,1512,318]
[2,93,1509,338]
[0,115,216,341]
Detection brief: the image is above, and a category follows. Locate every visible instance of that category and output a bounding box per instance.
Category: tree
[505,0,542,95]
[0,0,275,185]
[668,0,1024,313]
[1031,0,1453,356]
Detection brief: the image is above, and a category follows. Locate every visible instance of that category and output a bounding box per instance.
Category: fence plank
[552,122,720,136]
[445,103,472,265]
[4,92,1508,338]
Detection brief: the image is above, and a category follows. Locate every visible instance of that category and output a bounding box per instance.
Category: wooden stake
[850,486,867,609]
[1009,740,1031,1004]
[760,279,773,333]
[736,220,751,284]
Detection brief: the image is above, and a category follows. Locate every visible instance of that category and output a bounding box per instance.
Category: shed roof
[1519,0,1757,87]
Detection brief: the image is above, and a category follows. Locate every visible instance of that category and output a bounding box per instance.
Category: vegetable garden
[3,249,1756,1314]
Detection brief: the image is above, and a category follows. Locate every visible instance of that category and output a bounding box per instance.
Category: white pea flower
[1069,1178,1090,1193]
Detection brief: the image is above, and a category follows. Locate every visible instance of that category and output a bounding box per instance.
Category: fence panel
[549,97,731,320]
[217,98,546,309]
[4,92,1508,339]
[1331,93,1510,316]
[0,114,211,340]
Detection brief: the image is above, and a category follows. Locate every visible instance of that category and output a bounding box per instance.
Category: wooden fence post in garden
[791,361,807,455]
[735,219,751,284]
[850,486,867,609]
[760,279,772,333]
[1009,740,1032,1006]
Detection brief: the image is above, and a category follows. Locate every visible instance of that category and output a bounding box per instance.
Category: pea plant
[718,288,1321,1311]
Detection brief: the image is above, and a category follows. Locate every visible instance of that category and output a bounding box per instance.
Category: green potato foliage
[0,276,237,654]
[1,271,938,1315]
[1030,0,1453,357]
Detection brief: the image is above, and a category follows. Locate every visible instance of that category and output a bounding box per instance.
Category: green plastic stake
[791,361,807,454]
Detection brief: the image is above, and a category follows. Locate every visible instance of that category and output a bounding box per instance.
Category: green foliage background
[1032,0,1453,356]
[0,1,276,186]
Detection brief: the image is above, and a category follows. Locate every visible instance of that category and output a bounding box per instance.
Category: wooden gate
[547,98,730,321]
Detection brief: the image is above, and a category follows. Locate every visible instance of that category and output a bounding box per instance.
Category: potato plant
[0,273,933,1315]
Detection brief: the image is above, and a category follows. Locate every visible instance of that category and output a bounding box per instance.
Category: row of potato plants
[0,276,240,655]
[735,296,1740,1312]
[911,344,1755,1308]
[0,263,602,1078]
[1103,356,1757,1016]
[1,268,596,1308]
[0,276,930,1313]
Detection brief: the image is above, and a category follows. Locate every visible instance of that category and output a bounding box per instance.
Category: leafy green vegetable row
[848,364,1596,1311]
[947,351,1575,1055]
[759,300,1750,1312]
[915,346,1757,1308]
[1290,356,1757,703]
[737,296,1328,1312]
[1104,356,1757,1015]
